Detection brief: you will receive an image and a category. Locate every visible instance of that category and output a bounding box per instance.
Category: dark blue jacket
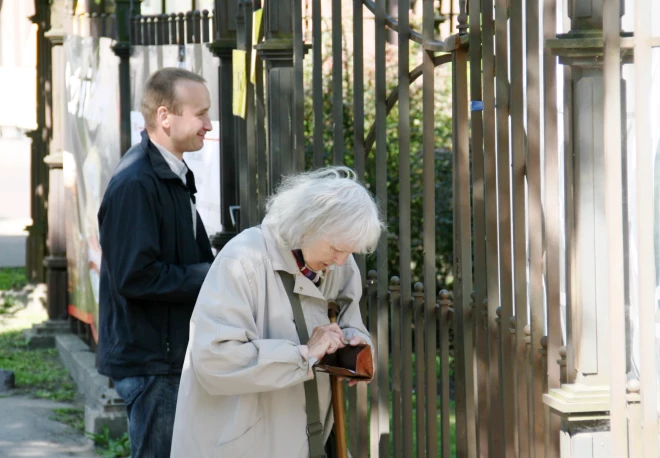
[97,131,214,379]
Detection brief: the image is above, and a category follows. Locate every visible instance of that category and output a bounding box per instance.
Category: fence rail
[130,10,214,46]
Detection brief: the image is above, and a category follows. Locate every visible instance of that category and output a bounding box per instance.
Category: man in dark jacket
[97,67,215,458]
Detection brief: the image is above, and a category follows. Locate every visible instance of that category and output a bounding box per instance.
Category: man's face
[166,80,212,154]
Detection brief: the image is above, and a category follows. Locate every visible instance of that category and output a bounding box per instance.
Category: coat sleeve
[190,256,311,396]
[336,257,374,349]
[98,178,210,303]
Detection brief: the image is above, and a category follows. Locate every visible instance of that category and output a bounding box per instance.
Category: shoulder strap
[279,272,327,458]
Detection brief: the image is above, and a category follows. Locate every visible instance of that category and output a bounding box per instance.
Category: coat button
[299,286,303,291]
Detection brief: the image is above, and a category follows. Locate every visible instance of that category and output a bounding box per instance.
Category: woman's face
[301,239,355,271]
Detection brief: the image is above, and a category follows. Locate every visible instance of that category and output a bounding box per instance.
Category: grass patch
[51,407,85,433]
[87,426,131,458]
[0,330,76,401]
[0,267,27,291]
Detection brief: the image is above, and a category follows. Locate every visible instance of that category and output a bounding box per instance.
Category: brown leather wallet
[314,344,374,381]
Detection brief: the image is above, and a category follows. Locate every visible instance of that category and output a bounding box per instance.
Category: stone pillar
[543,1,625,456]
[256,0,295,192]
[209,0,239,251]
[25,0,52,283]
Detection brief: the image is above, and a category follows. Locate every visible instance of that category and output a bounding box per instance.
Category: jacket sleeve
[336,257,374,349]
[98,178,210,304]
[190,256,311,396]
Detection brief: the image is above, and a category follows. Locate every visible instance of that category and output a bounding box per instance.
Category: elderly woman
[170,166,383,458]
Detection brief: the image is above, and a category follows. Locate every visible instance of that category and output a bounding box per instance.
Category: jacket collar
[141,130,182,182]
[261,223,298,275]
[261,224,327,301]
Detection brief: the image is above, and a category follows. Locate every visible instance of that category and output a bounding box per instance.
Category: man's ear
[156,106,170,128]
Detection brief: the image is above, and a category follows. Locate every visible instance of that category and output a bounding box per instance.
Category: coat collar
[261,224,326,301]
[141,130,182,182]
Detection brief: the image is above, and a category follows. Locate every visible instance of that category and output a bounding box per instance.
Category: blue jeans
[113,375,180,458]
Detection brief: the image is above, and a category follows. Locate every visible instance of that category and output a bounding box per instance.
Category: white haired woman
[170,166,383,458]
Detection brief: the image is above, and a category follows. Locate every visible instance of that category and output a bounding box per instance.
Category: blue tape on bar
[471,101,484,111]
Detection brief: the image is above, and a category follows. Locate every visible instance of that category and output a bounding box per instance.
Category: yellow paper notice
[250,9,264,84]
[232,49,247,119]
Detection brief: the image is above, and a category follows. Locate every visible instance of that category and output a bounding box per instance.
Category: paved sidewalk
[0,286,98,457]
[0,396,97,458]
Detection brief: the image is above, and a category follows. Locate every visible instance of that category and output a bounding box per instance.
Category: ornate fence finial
[495,306,502,324]
[457,0,468,35]
[509,315,516,335]
[523,324,531,345]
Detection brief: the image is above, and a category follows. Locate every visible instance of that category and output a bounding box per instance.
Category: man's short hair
[140,67,206,130]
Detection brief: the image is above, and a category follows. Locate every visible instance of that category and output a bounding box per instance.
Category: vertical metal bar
[235,3,251,230]
[356,285,370,458]
[633,0,659,453]
[401,283,414,458]
[469,0,488,452]
[526,0,545,454]
[331,0,343,165]
[481,0,502,454]
[244,3,257,227]
[375,2,388,456]
[422,1,438,456]
[178,12,186,45]
[352,0,364,181]
[292,0,305,172]
[101,13,108,38]
[170,13,177,45]
[510,0,528,452]
[439,291,452,458]
[453,25,476,458]
[131,14,138,45]
[397,1,413,456]
[202,9,210,42]
[390,277,402,458]
[160,13,169,44]
[413,283,426,458]
[495,0,515,453]
[603,0,627,456]
[255,23,267,222]
[312,0,324,168]
[149,16,156,45]
[186,11,194,43]
[367,271,380,458]
[193,9,201,43]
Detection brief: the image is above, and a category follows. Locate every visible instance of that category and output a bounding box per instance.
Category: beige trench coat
[170,224,372,458]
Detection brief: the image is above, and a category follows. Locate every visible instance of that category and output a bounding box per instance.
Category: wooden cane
[328,302,348,458]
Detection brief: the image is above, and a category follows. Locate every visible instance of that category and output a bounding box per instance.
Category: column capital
[546,31,634,67]
[543,383,610,420]
[208,39,237,59]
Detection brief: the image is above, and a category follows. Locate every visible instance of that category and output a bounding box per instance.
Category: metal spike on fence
[186,11,194,44]
[177,13,185,46]
[193,10,201,44]
[170,13,177,46]
[202,10,210,43]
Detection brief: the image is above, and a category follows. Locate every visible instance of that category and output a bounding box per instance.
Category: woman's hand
[306,323,346,361]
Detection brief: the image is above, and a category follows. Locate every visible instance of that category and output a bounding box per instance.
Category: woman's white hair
[262,166,385,253]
